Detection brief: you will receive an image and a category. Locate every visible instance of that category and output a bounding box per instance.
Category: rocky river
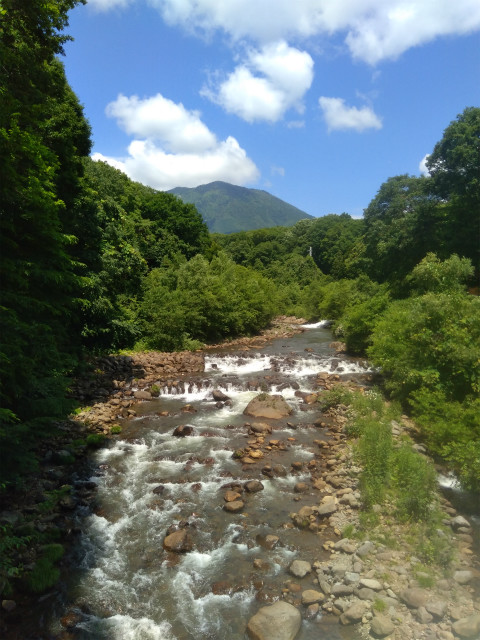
[2,320,479,640]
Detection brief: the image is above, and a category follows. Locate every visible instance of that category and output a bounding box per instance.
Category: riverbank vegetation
[1,0,479,599]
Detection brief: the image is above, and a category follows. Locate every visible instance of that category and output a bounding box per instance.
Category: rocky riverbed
[1,318,479,640]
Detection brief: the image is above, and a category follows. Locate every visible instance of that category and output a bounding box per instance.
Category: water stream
[50,324,373,639]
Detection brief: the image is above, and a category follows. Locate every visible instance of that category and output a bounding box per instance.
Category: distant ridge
[168,181,313,234]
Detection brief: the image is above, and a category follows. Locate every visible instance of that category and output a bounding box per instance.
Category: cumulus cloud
[319,97,382,132]
[97,93,259,190]
[150,0,480,64]
[202,41,314,122]
[419,154,431,176]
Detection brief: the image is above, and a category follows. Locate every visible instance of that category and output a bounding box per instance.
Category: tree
[0,0,90,482]
[426,107,480,269]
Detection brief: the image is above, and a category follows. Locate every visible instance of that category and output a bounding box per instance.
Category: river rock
[414,606,433,624]
[134,390,152,400]
[245,480,264,493]
[370,614,395,637]
[223,500,244,513]
[294,482,309,493]
[359,578,382,591]
[339,601,368,624]
[334,538,357,554]
[289,560,312,578]
[453,570,474,584]
[250,423,273,434]
[212,389,230,401]
[425,598,448,619]
[246,601,301,640]
[317,501,337,516]
[163,529,194,553]
[399,588,428,608]
[451,515,471,531]
[452,614,480,638]
[224,490,242,502]
[301,590,324,605]
[172,425,194,437]
[244,394,293,419]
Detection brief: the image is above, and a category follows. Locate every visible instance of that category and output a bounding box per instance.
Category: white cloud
[150,0,480,64]
[106,94,217,153]
[419,153,430,176]
[97,93,259,190]
[271,165,285,177]
[319,96,382,132]
[202,41,314,122]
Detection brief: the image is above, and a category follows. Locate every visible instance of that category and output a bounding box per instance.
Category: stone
[251,423,273,434]
[344,571,360,584]
[339,601,368,624]
[317,502,337,516]
[134,390,152,400]
[359,578,383,591]
[414,606,433,624]
[453,570,474,585]
[172,425,194,437]
[451,515,471,530]
[356,541,375,557]
[223,500,244,513]
[246,601,301,640]
[224,490,242,502]
[425,598,448,619]
[334,538,357,554]
[331,583,354,597]
[356,587,376,601]
[289,560,312,578]
[294,482,309,493]
[301,590,324,605]
[163,529,194,553]
[212,389,230,401]
[399,587,428,608]
[245,480,264,493]
[244,394,293,420]
[370,614,395,637]
[452,614,480,639]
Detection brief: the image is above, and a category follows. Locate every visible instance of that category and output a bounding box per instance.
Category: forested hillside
[169,181,313,233]
[0,0,479,499]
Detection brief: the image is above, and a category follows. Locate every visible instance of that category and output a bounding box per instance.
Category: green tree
[0,0,90,482]
[426,107,480,269]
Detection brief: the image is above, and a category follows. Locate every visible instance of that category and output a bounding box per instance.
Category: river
[44,324,373,639]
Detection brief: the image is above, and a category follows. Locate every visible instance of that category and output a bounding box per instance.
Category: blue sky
[63,0,480,218]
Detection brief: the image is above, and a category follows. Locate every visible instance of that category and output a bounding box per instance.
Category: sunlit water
[45,325,374,640]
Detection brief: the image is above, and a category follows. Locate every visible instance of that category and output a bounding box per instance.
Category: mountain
[168,181,313,234]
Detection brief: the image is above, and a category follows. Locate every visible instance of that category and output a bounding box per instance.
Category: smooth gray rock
[289,560,312,578]
[246,601,301,640]
[453,570,474,585]
[399,587,428,608]
[452,614,480,639]
[370,614,395,637]
[339,601,368,624]
[359,578,382,591]
[425,598,448,619]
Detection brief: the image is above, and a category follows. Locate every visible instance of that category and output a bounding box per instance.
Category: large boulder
[246,601,301,640]
[244,394,293,419]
